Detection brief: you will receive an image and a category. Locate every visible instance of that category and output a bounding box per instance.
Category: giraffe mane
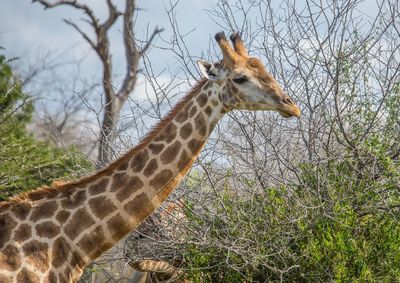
[1,79,208,205]
[114,78,208,164]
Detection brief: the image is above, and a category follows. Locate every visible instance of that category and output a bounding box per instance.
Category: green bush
[181,27,400,282]
[182,128,400,282]
[0,52,92,200]
[296,155,400,282]
[183,154,399,282]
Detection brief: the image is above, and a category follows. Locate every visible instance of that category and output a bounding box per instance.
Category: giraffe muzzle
[277,97,301,118]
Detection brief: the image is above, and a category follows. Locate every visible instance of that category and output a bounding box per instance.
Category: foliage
[296,155,400,282]
[183,148,400,282]
[0,53,33,125]
[0,53,92,200]
[180,23,400,281]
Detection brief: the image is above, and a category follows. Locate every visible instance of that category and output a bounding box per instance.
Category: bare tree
[18,0,400,281]
[111,0,400,281]
[33,0,163,168]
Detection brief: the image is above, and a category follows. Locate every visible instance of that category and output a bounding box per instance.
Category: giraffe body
[0,32,300,283]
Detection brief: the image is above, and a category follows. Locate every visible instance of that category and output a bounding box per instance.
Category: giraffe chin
[278,108,301,118]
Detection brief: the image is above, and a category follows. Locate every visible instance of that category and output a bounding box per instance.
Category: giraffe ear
[197,60,218,81]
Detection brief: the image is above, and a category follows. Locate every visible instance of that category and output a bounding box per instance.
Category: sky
[0,0,379,87]
[0,0,226,152]
[0,0,381,147]
[0,0,218,79]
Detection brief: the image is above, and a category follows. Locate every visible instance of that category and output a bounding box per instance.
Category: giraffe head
[198,32,301,118]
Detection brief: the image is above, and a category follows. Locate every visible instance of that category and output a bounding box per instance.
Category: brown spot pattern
[64,268,74,283]
[30,201,57,221]
[205,106,212,116]
[46,272,57,283]
[15,224,31,243]
[155,123,177,143]
[22,240,49,272]
[144,159,158,177]
[61,190,86,209]
[124,193,155,222]
[117,161,129,171]
[189,106,197,118]
[161,141,181,164]
[107,214,130,241]
[10,203,30,220]
[150,170,173,190]
[148,143,165,154]
[178,150,191,171]
[184,100,194,111]
[130,149,149,172]
[70,251,85,271]
[175,108,189,123]
[89,196,117,219]
[77,225,110,258]
[180,122,193,139]
[0,274,12,283]
[188,139,204,154]
[210,118,218,131]
[52,237,70,268]
[230,85,238,93]
[17,268,40,283]
[110,172,128,191]
[0,245,21,271]
[116,176,144,202]
[64,208,95,240]
[195,112,207,136]
[196,92,208,107]
[56,210,70,223]
[0,205,8,214]
[88,178,109,196]
[36,221,60,239]
[58,272,69,283]
[0,216,16,246]
[124,192,149,215]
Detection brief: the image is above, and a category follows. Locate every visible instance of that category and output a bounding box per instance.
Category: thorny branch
[33,0,163,168]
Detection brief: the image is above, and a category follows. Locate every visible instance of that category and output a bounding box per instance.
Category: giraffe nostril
[282,97,294,105]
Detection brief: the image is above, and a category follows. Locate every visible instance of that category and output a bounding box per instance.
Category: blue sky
[0,0,381,112]
[0,0,220,80]
[0,0,226,150]
[0,0,383,155]
[1,0,378,83]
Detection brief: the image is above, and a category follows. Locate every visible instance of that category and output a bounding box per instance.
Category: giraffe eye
[208,69,218,78]
[233,76,248,84]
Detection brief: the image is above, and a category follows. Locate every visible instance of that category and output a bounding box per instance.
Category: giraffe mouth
[274,95,301,118]
[277,105,301,118]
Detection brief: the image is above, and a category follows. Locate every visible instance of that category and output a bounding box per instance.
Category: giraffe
[125,200,188,283]
[89,200,187,283]
[0,32,301,283]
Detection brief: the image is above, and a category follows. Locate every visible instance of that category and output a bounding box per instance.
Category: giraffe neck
[76,79,225,272]
[0,79,226,282]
